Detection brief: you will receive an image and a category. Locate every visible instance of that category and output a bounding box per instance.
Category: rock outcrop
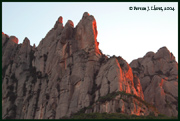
[2,12,176,119]
[130,47,178,117]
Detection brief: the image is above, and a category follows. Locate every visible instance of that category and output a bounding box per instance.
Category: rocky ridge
[2,12,177,119]
[130,47,178,117]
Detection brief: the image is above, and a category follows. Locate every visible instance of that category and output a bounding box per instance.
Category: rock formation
[2,12,177,119]
[130,47,178,117]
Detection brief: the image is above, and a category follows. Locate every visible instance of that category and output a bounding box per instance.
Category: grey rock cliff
[130,47,178,117]
[2,12,175,119]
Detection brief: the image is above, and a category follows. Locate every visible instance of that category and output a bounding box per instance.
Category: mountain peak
[58,16,63,24]
[83,12,90,18]
[154,46,175,61]
[130,46,178,117]
[23,37,30,45]
[54,16,63,29]
[75,12,99,54]
[9,36,19,44]
[65,20,74,28]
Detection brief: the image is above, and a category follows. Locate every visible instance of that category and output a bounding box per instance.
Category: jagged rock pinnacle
[23,37,30,45]
[154,46,175,61]
[9,36,19,44]
[58,16,63,24]
[54,16,63,29]
[83,12,90,18]
[59,20,74,45]
[33,43,36,48]
[75,12,100,54]
[66,20,74,28]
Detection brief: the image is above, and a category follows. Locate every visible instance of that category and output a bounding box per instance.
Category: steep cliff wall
[2,12,175,119]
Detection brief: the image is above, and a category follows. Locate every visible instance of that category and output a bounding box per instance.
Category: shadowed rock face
[2,12,175,119]
[130,46,178,117]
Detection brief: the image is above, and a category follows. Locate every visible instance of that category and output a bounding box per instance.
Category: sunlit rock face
[95,57,144,100]
[74,12,100,55]
[130,46,178,117]
[2,12,166,119]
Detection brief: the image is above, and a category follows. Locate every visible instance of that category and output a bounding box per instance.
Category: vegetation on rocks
[97,91,157,111]
[71,112,177,119]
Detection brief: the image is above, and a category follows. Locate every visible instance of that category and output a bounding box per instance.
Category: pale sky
[2,2,178,63]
